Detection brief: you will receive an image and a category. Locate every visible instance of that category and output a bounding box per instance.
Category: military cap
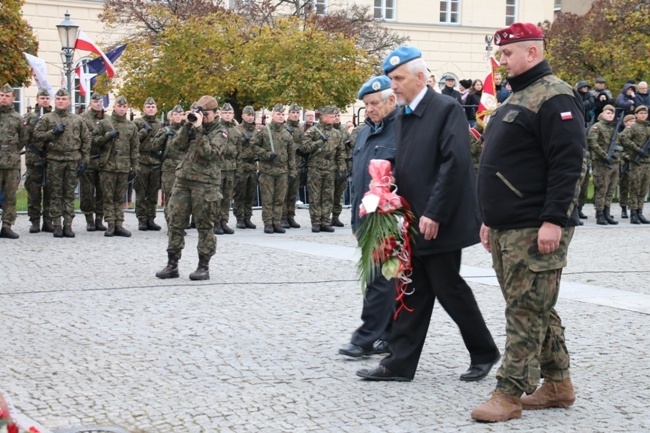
[221,103,234,112]
[494,22,544,46]
[333,107,341,114]
[358,75,392,100]
[90,92,103,101]
[172,104,184,113]
[382,46,422,75]
[196,95,218,110]
[0,84,13,94]
[635,105,648,114]
[242,105,255,115]
[602,104,615,113]
[115,95,128,106]
[288,103,301,112]
[144,97,156,105]
[576,80,590,89]
[190,102,199,110]
[55,88,69,97]
[272,103,285,113]
[624,114,636,123]
[595,77,607,84]
[319,106,336,115]
[36,88,50,97]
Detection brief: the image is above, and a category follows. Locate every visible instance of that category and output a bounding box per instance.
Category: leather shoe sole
[356,365,411,382]
[460,352,501,382]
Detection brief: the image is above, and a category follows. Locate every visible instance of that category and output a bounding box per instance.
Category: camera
[187,109,200,123]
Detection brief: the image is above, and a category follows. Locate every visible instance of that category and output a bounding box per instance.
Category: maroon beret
[494,22,544,46]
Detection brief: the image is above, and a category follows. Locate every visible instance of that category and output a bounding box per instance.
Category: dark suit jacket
[394,88,481,256]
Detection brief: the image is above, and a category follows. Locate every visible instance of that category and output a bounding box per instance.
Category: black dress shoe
[339,343,372,358]
[356,365,411,382]
[459,353,501,382]
[372,339,390,355]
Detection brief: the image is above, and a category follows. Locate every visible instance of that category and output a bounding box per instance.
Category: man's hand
[53,123,66,136]
[538,221,562,254]
[144,123,152,133]
[480,223,491,253]
[108,130,119,139]
[269,152,278,160]
[419,216,439,241]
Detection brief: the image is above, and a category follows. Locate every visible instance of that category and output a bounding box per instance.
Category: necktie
[405,106,413,115]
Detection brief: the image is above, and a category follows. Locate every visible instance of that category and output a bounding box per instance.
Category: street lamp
[56,11,79,110]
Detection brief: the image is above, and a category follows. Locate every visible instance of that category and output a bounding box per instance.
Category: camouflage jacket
[286,119,306,170]
[619,120,650,164]
[157,122,184,173]
[334,123,353,172]
[251,120,296,176]
[300,123,345,173]
[0,105,28,170]
[22,105,51,166]
[235,121,257,172]
[587,119,617,162]
[133,115,163,165]
[173,119,225,185]
[92,112,139,173]
[219,118,240,171]
[80,109,105,169]
[33,109,90,164]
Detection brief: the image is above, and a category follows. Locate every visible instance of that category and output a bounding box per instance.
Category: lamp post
[56,11,79,111]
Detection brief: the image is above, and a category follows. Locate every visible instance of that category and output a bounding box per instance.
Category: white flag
[23,52,55,98]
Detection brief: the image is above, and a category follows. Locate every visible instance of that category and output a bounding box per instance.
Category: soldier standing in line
[157,105,185,226]
[281,103,304,229]
[619,105,650,224]
[214,103,239,235]
[618,114,636,218]
[93,95,139,237]
[33,88,91,238]
[300,106,345,233]
[133,97,163,231]
[331,108,352,227]
[156,95,225,280]
[22,88,53,233]
[0,84,28,239]
[251,104,295,234]
[587,105,620,225]
[79,92,107,232]
[233,106,258,229]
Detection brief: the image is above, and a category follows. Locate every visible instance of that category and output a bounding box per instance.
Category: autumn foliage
[0,0,38,86]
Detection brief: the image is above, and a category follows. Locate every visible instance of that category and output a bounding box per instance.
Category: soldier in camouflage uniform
[619,105,650,224]
[22,88,53,233]
[300,106,345,233]
[214,103,239,235]
[33,88,91,238]
[281,103,304,229]
[79,92,107,232]
[133,97,163,231]
[156,95,225,280]
[472,23,584,422]
[618,114,636,218]
[587,105,620,225]
[251,104,295,234]
[93,95,140,237]
[233,106,258,229]
[331,108,352,227]
[156,105,185,225]
[0,84,28,239]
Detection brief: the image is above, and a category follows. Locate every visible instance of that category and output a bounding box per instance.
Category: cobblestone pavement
[1,204,649,432]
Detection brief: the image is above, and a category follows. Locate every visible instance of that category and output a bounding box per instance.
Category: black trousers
[381,249,498,379]
[350,274,394,349]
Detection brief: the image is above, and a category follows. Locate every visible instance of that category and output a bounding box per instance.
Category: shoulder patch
[560,112,573,121]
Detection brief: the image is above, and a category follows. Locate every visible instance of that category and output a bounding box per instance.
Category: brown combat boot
[85,214,96,232]
[95,215,107,231]
[156,253,180,279]
[221,221,234,234]
[281,219,290,229]
[213,221,224,235]
[287,216,300,228]
[331,216,344,227]
[264,224,274,234]
[63,224,76,238]
[244,218,256,229]
[0,224,19,239]
[53,225,63,238]
[104,223,115,237]
[147,219,161,231]
[273,223,286,233]
[42,219,54,233]
[311,225,321,233]
[520,378,575,410]
[320,225,335,233]
[236,219,246,229]
[189,254,210,281]
[29,218,40,233]
[114,224,132,237]
[471,391,522,423]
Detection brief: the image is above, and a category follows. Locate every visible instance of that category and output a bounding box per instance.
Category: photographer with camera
[233,106,258,229]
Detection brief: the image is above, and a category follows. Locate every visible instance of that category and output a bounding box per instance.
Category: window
[315,0,327,15]
[439,0,460,24]
[505,0,517,25]
[374,0,395,21]
[554,0,562,12]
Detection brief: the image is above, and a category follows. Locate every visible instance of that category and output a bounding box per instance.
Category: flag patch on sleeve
[560,111,573,120]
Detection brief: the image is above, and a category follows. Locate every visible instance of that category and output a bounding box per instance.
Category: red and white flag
[476,56,500,127]
[74,31,116,78]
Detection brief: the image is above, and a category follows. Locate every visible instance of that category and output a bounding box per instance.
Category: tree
[541,0,650,93]
[0,0,39,85]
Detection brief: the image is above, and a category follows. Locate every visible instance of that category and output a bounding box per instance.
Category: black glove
[336,171,346,181]
[269,152,278,160]
[610,153,618,161]
[321,136,328,142]
[288,174,296,183]
[165,128,174,137]
[144,123,152,133]
[604,156,613,166]
[53,123,66,136]
[639,149,649,158]
[127,168,137,183]
[76,162,88,178]
[108,130,119,139]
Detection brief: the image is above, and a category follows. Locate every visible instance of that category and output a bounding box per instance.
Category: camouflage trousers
[47,160,78,226]
[232,168,257,221]
[25,164,51,222]
[79,167,104,217]
[100,171,128,225]
[259,171,288,225]
[578,165,590,207]
[282,171,300,220]
[332,175,348,218]
[134,164,161,222]
[307,169,335,226]
[489,226,574,396]
[161,170,177,224]
[216,169,235,223]
[619,165,630,207]
[628,162,650,210]
[592,160,619,210]
[0,168,19,226]
[167,178,219,258]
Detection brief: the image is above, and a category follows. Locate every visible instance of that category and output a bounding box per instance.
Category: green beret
[288,103,301,112]
[115,95,128,106]
[55,88,69,97]
[221,103,234,112]
[36,88,50,97]
[172,104,184,113]
[319,106,336,115]
[144,97,156,106]
[0,84,13,94]
[272,103,285,113]
[242,106,255,115]
[635,105,648,114]
[90,92,103,101]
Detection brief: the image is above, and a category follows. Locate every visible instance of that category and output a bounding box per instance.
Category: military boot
[320,225,335,233]
[331,216,344,227]
[638,209,650,224]
[156,253,180,279]
[138,220,148,231]
[273,223,286,233]
[236,219,246,229]
[630,209,641,224]
[105,223,115,237]
[287,216,300,228]
[114,225,132,237]
[281,219,290,229]
[603,206,618,225]
[595,210,608,225]
[221,221,234,234]
[95,215,107,231]
[189,255,210,281]
[147,219,161,231]
[244,218,256,229]
[29,219,40,233]
[85,214,96,232]
[42,219,54,233]
[63,225,76,238]
[264,224,274,234]
[0,224,19,239]
[621,205,628,219]
[520,378,575,410]
[471,391,522,422]
[53,225,64,238]
[311,225,321,233]
[578,206,588,219]
[213,221,224,235]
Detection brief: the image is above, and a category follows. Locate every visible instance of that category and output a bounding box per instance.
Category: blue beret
[358,76,392,100]
[382,46,422,75]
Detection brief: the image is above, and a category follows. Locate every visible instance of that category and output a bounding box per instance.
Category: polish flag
[74,31,116,78]
[476,56,500,127]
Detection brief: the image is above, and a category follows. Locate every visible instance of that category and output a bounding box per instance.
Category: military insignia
[494,33,501,45]
[389,56,400,66]
[560,111,573,120]
[503,110,519,123]
[371,82,381,91]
